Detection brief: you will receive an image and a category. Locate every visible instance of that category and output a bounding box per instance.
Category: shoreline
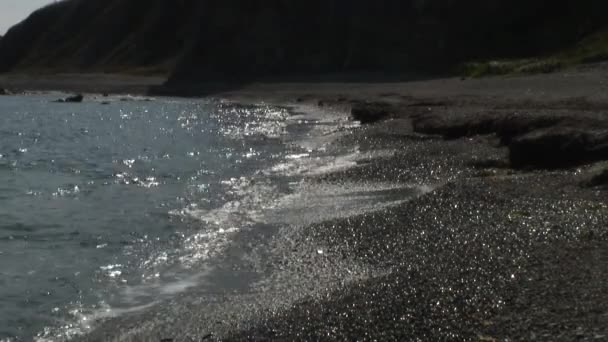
[2,61,608,101]
[224,76,608,340]
[0,73,166,95]
[3,68,607,340]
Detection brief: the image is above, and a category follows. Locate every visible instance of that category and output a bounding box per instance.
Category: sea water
[0,94,422,341]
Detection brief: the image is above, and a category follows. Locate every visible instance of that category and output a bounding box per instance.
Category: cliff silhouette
[0,0,200,74]
[0,0,606,82]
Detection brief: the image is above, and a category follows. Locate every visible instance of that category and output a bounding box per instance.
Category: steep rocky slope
[0,0,201,74]
[0,0,606,80]
[169,0,608,82]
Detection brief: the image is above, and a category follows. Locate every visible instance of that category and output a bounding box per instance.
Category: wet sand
[3,66,608,341]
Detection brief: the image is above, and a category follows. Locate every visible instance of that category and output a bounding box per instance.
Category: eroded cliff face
[0,0,606,80]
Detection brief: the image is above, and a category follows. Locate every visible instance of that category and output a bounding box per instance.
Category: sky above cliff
[0,0,52,34]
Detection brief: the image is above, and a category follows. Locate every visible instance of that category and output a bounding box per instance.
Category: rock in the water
[0,88,10,95]
[54,94,84,103]
[509,128,608,169]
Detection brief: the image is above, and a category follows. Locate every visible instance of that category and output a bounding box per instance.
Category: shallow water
[0,94,423,341]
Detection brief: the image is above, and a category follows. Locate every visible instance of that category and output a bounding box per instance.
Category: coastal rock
[0,88,10,95]
[54,94,84,103]
[412,112,566,142]
[588,168,608,187]
[410,108,608,170]
[412,113,498,139]
[509,128,608,169]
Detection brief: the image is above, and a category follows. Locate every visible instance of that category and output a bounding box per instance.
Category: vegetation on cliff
[0,0,607,80]
[461,29,608,77]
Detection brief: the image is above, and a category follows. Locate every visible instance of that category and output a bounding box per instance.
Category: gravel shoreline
[229,119,608,341]
[221,67,608,341]
[7,67,605,341]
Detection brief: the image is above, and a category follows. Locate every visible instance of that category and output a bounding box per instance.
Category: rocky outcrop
[349,98,608,170]
[53,94,84,103]
[589,168,608,187]
[509,128,608,169]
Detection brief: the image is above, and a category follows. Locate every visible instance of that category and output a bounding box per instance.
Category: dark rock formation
[0,0,607,81]
[393,102,608,169]
[509,128,608,169]
[351,102,392,124]
[0,88,9,95]
[411,111,574,144]
[54,94,84,103]
[589,168,608,187]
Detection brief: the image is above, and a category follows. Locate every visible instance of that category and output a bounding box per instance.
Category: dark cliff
[0,0,606,81]
[169,0,608,82]
[0,0,201,73]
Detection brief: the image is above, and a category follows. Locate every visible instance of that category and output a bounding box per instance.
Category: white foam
[172,177,278,231]
[286,153,310,160]
[178,227,241,266]
[36,269,211,341]
[116,271,206,304]
[288,104,352,124]
[265,148,395,177]
[262,181,433,226]
[35,300,157,342]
